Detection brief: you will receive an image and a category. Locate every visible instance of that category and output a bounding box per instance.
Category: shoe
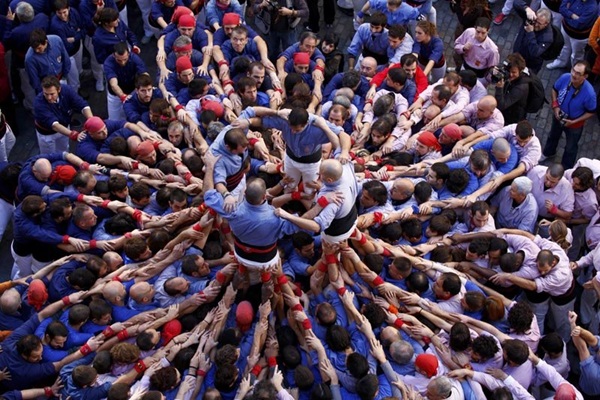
[493,13,507,25]
[95,80,104,92]
[141,35,152,45]
[546,60,567,70]
[539,153,555,162]
[446,67,456,72]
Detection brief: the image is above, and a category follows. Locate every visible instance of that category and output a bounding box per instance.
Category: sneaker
[95,80,104,92]
[141,35,152,45]
[546,60,566,70]
[493,13,507,25]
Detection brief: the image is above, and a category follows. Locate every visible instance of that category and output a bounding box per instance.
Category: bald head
[245,178,267,205]
[130,282,153,303]
[479,96,497,111]
[320,159,343,184]
[380,326,401,347]
[103,251,123,272]
[102,281,126,305]
[32,158,52,181]
[392,179,415,200]
[360,57,378,78]
[0,288,21,314]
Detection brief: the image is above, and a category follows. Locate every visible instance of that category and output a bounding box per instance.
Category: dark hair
[572,166,595,190]
[73,365,97,388]
[506,53,526,72]
[105,213,136,235]
[388,24,406,39]
[379,223,402,244]
[150,366,180,391]
[449,322,472,351]
[503,339,529,365]
[347,352,370,378]
[68,304,91,325]
[430,162,450,181]
[363,254,384,274]
[400,53,417,66]
[362,302,386,328]
[433,84,452,102]
[370,11,387,26]
[341,70,361,89]
[289,107,309,126]
[107,383,130,400]
[507,302,534,333]
[294,365,315,390]
[515,120,533,139]
[326,325,351,351]
[475,17,492,30]
[406,271,430,294]
[401,218,422,239]
[387,68,407,85]
[362,180,389,205]
[356,374,379,400]
[414,181,433,204]
[459,69,477,88]
[69,268,97,290]
[113,41,129,55]
[45,320,68,339]
[472,334,499,361]
[539,332,563,354]
[29,28,47,48]
[93,7,119,26]
[17,334,42,357]
[441,272,461,296]
[292,231,314,249]
[428,215,451,235]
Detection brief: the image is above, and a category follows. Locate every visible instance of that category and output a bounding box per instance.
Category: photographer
[254,0,308,61]
[493,53,530,125]
[513,8,554,74]
[542,61,597,169]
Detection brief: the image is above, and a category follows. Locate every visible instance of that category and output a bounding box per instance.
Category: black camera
[266,0,280,10]
[558,110,569,126]
[525,18,536,25]
[491,60,510,83]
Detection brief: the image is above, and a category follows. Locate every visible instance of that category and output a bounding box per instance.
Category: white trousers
[107,92,126,120]
[11,242,32,279]
[284,154,321,195]
[137,0,158,37]
[67,46,83,92]
[0,125,16,162]
[84,36,104,83]
[556,25,588,67]
[0,198,14,244]
[36,130,70,154]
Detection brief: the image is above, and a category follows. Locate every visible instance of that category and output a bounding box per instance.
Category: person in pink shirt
[437,95,505,138]
[453,17,499,84]
[527,164,575,221]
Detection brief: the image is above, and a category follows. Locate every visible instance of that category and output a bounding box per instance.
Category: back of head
[356,374,379,400]
[389,340,414,364]
[245,177,266,205]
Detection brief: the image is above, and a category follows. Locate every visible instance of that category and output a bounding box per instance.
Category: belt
[550,278,576,305]
[324,206,358,236]
[286,147,321,164]
[34,121,55,135]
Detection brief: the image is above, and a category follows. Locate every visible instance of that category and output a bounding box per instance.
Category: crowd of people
[0,0,599,399]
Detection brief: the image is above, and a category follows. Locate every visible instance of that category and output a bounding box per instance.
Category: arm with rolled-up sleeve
[313,203,341,232]
[441,88,470,118]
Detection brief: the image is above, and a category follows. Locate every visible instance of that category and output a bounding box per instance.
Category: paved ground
[0,0,599,280]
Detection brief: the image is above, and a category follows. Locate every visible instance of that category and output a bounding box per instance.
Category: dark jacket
[495,74,530,124]
[513,26,554,73]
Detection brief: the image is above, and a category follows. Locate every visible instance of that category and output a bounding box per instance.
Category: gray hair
[492,137,511,154]
[512,176,532,195]
[16,2,34,22]
[389,340,414,365]
[207,121,226,141]
[167,120,184,133]
[427,376,453,399]
[332,94,352,108]
[537,8,552,22]
[173,35,192,49]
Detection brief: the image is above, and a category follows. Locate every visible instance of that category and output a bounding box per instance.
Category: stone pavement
[0,0,599,280]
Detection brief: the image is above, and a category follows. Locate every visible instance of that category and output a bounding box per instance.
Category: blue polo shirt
[76,119,126,163]
[33,85,89,134]
[123,88,163,122]
[104,52,147,96]
[554,73,597,120]
[92,23,138,64]
[48,9,85,57]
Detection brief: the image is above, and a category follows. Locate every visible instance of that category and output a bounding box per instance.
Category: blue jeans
[543,117,584,169]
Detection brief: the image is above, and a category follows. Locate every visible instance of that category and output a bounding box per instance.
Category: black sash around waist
[324,205,358,236]
[233,235,278,263]
[286,147,322,164]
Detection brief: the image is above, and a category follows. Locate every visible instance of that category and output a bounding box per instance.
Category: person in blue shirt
[165,35,205,71]
[471,137,519,175]
[358,0,420,28]
[164,56,213,103]
[542,61,597,169]
[92,8,139,72]
[78,0,118,92]
[33,77,94,154]
[277,32,326,88]
[49,0,86,92]
[413,20,446,82]
[205,0,243,31]
[3,3,49,111]
[150,0,184,29]
[283,52,317,90]
[347,13,390,69]
[104,42,148,121]
[235,76,270,109]
[0,291,94,391]
[219,26,262,77]
[25,30,71,95]
[124,74,164,123]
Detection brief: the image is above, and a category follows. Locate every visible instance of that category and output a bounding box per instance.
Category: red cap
[442,123,462,141]
[417,131,441,152]
[171,6,193,23]
[555,383,577,400]
[200,98,225,118]
[27,279,49,311]
[222,12,240,26]
[415,354,439,378]
[161,319,182,344]
[84,116,105,133]
[293,52,310,65]
[236,301,254,332]
[136,140,155,157]
[178,14,196,28]
[176,56,193,73]
[51,165,77,185]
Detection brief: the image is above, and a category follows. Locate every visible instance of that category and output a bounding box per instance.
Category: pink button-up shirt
[454,28,500,71]
[564,168,598,220]
[419,78,470,118]
[527,165,575,218]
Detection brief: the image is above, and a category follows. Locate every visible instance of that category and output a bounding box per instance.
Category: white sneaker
[95,80,104,92]
[546,60,566,70]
